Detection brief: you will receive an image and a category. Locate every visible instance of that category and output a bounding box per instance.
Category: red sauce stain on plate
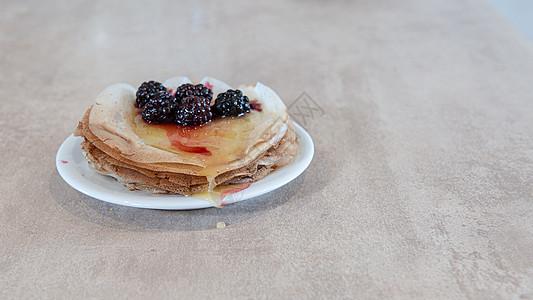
[219,183,252,206]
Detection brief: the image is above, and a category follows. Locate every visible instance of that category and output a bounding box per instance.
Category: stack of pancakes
[74,77,298,197]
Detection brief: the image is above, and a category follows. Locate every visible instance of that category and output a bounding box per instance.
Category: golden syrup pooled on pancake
[132,109,261,172]
[131,106,266,206]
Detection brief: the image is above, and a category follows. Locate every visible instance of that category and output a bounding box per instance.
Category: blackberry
[141,91,178,123]
[136,81,168,108]
[175,83,213,105]
[212,89,250,117]
[176,96,213,126]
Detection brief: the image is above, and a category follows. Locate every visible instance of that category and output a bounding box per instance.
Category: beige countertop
[1,0,533,298]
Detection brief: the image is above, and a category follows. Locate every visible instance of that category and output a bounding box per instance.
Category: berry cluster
[212,89,250,117]
[176,96,213,126]
[175,83,213,105]
[135,81,251,126]
[135,81,168,108]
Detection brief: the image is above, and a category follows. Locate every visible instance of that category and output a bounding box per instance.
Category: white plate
[56,123,314,210]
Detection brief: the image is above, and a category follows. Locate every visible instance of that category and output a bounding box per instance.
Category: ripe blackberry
[175,83,213,105]
[176,96,213,126]
[212,89,250,117]
[141,91,178,123]
[136,81,168,108]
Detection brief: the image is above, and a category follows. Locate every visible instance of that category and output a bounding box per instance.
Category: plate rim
[55,122,314,210]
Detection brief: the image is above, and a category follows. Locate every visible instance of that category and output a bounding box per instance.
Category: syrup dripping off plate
[56,122,314,210]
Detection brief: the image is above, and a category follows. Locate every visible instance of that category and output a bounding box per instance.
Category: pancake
[74,77,298,206]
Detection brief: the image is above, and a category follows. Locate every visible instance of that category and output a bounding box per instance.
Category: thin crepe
[84,77,289,176]
[74,77,298,195]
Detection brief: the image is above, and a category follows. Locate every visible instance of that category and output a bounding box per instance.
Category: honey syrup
[131,107,267,206]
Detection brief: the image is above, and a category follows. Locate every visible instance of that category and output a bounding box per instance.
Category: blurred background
[488,0,533,40]
[2,0,533,298]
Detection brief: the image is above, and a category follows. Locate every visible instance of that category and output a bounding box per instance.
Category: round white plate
[56,122,314,210]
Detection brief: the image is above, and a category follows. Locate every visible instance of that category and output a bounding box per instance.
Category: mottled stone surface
[1,0,533,298]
